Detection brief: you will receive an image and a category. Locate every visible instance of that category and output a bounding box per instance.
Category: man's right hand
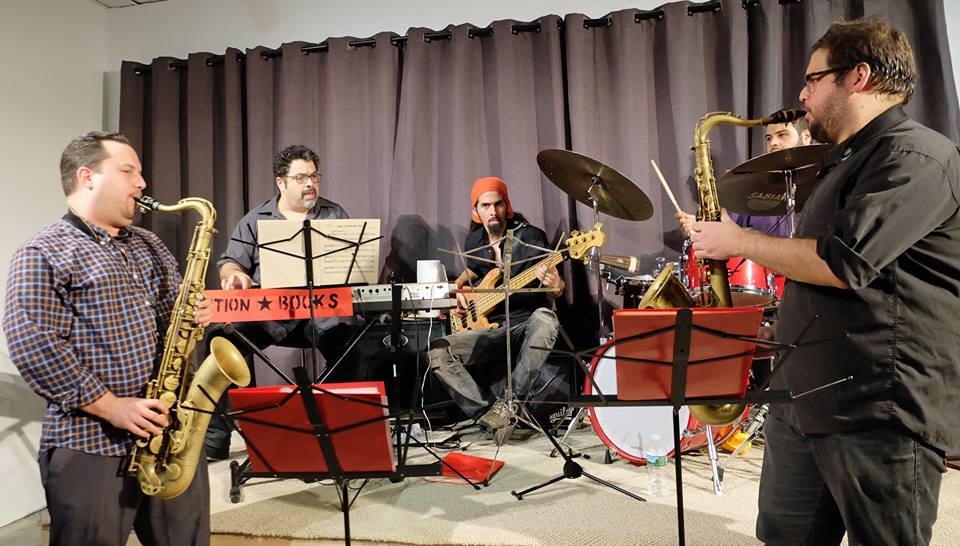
[221,270,254,290]
[675,211,697,238]
[81,392,170,439]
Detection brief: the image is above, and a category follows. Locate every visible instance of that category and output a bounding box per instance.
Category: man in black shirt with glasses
[203,144,362,459]
[689,18,960,546]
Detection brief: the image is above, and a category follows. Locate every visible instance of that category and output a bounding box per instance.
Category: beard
[484,218,506,239]
[808,87,847,145]
[301,196,318,210]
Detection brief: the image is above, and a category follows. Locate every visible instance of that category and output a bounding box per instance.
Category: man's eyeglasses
[803,65,854,90]
[285,173,321,184]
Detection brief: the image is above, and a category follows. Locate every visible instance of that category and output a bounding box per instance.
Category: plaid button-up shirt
[3,211,180,456]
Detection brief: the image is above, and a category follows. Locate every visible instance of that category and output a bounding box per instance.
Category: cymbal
[717,144,832,216]
[537,149,653,221]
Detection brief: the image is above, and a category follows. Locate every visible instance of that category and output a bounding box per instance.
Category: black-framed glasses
[285,172,321,184]
[803,65,854,89]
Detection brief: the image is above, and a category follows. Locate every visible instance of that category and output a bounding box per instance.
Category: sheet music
[258,218,380,288]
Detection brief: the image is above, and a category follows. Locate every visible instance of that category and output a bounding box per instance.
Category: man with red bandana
[427,177,564,436]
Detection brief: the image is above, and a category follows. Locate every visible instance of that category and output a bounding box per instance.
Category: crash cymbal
[730,144,832,175]
[717,144,832,216]
[537,149,654,221]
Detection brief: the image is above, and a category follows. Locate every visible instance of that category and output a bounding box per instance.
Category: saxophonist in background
[3,132,214,546]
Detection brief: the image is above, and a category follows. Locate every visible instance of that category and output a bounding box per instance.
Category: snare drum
[686,247,784,307]
[585,341,740,464]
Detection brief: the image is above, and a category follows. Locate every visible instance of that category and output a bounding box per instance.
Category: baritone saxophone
[127,196,250,499]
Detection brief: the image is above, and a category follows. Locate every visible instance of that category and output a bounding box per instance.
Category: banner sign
[204,287,353,323]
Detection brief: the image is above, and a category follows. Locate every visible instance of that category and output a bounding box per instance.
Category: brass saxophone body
[127,196,250,499]
[689,110,802,425]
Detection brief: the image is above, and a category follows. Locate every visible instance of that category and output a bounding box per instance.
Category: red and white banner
[203,287,353,323]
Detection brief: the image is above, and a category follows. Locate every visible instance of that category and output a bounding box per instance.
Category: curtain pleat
[118,0,960,339]
[388,18,566,281]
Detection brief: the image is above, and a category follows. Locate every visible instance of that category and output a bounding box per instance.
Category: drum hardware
[536,149,654,455]
[583,342,744,465]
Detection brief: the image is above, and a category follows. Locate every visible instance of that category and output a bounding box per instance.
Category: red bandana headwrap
[470,176,514,224]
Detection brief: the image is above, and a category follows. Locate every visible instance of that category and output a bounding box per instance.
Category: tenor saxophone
[689,109,803,425]
[127,196,250,499]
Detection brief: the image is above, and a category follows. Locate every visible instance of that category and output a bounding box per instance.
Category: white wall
[0,0,107,527]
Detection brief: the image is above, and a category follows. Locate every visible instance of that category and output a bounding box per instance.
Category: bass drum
[585,341,740,464]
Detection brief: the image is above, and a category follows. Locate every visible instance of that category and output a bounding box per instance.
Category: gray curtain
[119,0,960,338]
[387,18,567,282]
[749,0,959,153]
[119,49,246,289]
[244,34,400,263]
[564,2,750,269]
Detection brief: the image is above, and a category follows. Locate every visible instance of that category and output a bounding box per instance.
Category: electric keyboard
[351,282,456,312]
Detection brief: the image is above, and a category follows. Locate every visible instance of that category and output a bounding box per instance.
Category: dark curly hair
[273,144,320,178]
[811,17,917,104]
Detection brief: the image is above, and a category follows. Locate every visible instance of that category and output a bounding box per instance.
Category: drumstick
[651,159,683,215]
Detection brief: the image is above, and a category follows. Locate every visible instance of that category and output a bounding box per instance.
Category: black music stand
[213,219,477,544]
[512,307,803,546]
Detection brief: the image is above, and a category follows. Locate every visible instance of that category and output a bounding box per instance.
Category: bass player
[426,176,563,435]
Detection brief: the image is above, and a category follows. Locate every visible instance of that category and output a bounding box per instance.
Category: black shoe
[205,441,230,461]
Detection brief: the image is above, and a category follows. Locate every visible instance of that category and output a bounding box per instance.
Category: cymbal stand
[783,169,797,237]
[548,177,610,457]
[704,424,724,495]
[586,176,609,341]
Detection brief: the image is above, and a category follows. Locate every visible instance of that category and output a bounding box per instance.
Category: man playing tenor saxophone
[3,132,214,546]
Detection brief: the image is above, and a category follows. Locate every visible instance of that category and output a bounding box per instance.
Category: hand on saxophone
[81,391,170,438]
[195,295,213,327]
[690,208,743,260]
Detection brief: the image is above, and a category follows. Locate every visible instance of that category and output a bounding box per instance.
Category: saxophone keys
[148,435,164,454]
[163,376,180,391]
[159,391,177,408]
[164,462,182,480]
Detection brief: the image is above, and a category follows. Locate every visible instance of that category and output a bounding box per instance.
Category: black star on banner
[258,297,272,311]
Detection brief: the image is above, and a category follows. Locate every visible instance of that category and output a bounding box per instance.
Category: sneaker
[204,440,230,461]
[479,400,510,432]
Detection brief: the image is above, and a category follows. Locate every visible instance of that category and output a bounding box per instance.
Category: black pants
[39,448,210,546]
[757,415,945,546]
[204,318,364,449]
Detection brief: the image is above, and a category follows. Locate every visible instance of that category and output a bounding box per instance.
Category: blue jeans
[757,415,945,546]
[427,308,559,418]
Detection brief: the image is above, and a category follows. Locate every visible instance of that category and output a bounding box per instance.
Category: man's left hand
[537,265,564,298]
[690,209,744,260]
[195,294,213,327]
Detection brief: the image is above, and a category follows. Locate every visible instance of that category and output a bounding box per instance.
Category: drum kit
[536,144,829,476]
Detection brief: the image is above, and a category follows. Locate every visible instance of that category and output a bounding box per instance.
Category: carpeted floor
[208,425,960,546]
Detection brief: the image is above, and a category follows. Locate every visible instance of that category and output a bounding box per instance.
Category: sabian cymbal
[537,149,654,221]
[717,144,832,216]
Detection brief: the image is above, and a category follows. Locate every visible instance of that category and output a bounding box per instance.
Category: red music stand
[224,368,479,546]
[514,307,793,546]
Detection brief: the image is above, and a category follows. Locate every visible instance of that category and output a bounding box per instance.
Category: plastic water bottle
[645,433,670,497]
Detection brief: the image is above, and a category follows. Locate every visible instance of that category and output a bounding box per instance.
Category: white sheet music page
[258,218,380,288]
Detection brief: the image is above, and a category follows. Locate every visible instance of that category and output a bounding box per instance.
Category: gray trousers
[427,307,559,418]
[39,447,210,546]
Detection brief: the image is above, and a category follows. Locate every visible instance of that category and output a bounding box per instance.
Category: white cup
[416,260,446,283]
